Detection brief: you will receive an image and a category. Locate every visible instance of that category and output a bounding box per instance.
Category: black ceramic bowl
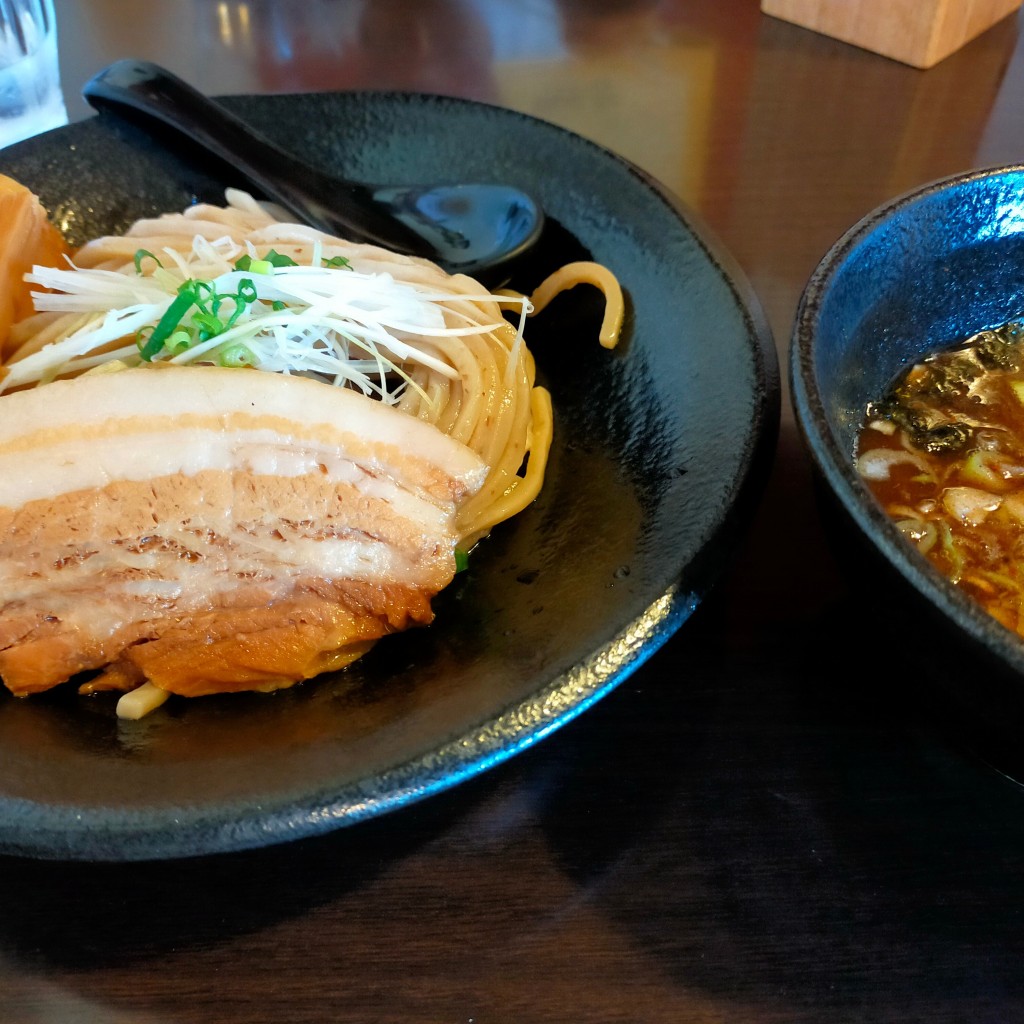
[791,163,1024,758]
[0,91,778,860]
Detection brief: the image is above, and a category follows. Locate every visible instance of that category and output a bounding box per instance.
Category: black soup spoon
[82,60,544,281]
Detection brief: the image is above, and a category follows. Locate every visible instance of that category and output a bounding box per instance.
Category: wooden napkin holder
[761,0,1023,68]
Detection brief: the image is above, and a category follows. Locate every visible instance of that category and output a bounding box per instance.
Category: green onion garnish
[454,547,469,573]
[216,343,256,368]
[138,282,197,360]
[168,329,191,353]
[133,249,163,274]
[192,280,217,312]
[134,276,265,355]
[191,310,224,340]
[324,255,351,269]
[235,250,297,272]
[236,278,258,304]
[220,279,258,331]
[264,249,298,268]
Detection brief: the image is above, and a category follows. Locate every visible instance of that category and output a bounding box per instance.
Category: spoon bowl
[82,60,544,280]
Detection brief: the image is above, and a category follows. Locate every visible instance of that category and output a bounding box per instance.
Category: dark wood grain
[4,1,1024,1020]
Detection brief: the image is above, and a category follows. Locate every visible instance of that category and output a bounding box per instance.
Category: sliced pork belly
[0,366,487,699]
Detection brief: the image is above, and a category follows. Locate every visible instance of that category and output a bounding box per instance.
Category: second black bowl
[791,164,1024,763]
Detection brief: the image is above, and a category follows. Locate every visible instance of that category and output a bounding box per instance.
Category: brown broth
[856,322,1024,634]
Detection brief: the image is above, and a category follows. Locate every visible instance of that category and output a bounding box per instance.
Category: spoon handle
[82,59,436,256]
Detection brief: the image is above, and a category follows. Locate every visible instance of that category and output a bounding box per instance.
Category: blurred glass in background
[0,0,66,148]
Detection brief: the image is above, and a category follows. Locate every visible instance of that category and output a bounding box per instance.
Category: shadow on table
[0,765,496,971]
[535,583,1024,1016]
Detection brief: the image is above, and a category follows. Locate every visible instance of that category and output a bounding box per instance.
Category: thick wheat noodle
[400,363,452,425]
[462,386,553,539]
[9,192,620,545]
[458,344,502,449]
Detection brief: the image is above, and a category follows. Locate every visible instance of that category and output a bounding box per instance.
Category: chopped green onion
[236,250,296,272]
[192,310,224,340]
[138,283,197,360]
[216,343,256,368]
[236,278,258,304]
[192,280,216,312]
[324,255,351,269]
[168,329,191,353]
[265,249,298,268]
[454,547,469,573]
[219,279,258,331]
[271,300,287,312]
[248,259,273,276]
[133,249,163,274]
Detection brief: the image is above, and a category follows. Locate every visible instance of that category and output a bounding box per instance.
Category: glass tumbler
[0,0,66,148]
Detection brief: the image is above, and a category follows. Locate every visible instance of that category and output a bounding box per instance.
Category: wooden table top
[5,1,1024,1020]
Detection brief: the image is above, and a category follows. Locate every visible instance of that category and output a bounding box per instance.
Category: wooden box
[761,0,1023,68]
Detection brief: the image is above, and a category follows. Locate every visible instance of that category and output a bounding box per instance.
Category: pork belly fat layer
[0,367,488,698]
[0,365,487,507]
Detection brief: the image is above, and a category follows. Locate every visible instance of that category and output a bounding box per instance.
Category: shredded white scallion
[9,236,533,404]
